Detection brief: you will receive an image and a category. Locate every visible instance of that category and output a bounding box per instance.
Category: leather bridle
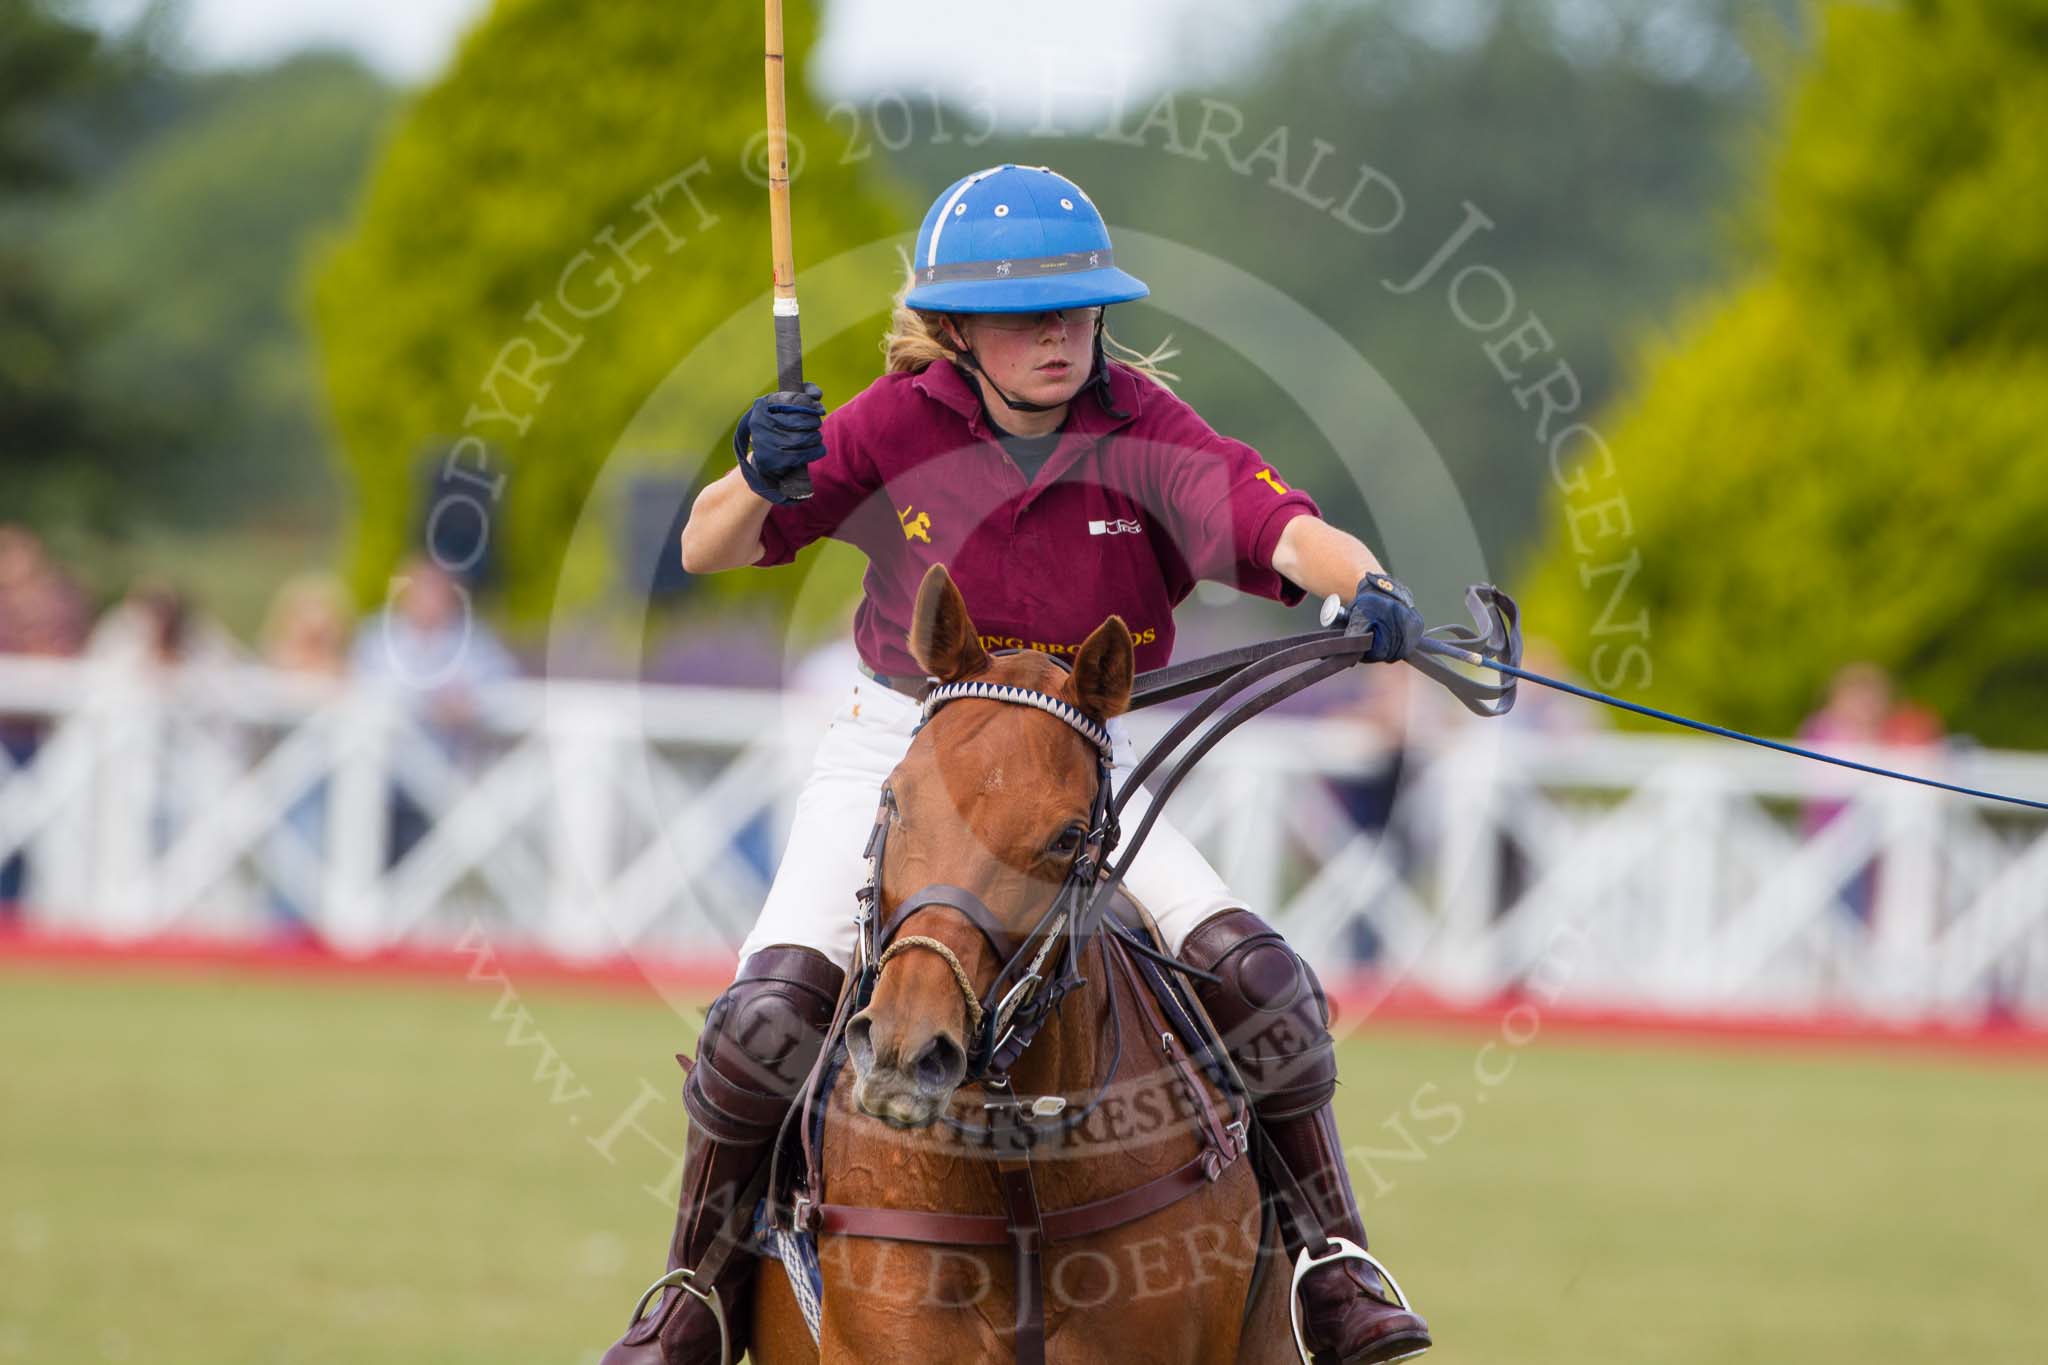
[847,587,1531,1083]
[831,602,1426,1138]
[851,667,1124,1090]
[804,661,1253,1365]
[772,595,1526,1365]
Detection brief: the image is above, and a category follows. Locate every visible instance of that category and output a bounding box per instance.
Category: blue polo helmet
[902,164,1149,314]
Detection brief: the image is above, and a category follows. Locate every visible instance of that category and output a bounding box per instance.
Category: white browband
[920,680,1113,756]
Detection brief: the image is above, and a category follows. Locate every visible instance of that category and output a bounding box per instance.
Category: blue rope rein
[1418,638,2048,815]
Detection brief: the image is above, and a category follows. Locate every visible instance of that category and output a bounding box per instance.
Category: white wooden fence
[2,655,2044,1023]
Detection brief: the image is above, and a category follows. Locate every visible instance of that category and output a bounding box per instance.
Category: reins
[1416,636,2048,813]
[1319,581,2045,814]
[789,629,1423,1365]
[747,577,2043,1365]
[667,605,1478,1365]
[833,604,1457,1140]
[845,586,1529,1069]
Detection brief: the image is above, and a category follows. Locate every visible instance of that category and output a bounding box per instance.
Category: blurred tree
[49,53,393,522]
[0,0,102,188]
[1520,0,2048,746]
[0,0,161,533]
[311,0,909,619]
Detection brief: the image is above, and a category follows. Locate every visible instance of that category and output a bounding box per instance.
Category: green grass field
[3,963,2043,1364]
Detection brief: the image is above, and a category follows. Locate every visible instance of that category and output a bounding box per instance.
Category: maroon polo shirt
[756,359,1320,677]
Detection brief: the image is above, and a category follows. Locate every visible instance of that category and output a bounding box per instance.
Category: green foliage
[310,0,908,617]
[0,250,132,531]
[3,5,376,539]
[1521,0,2048,746]
[0,0,101,190]
[0,0,167,533]
[1765,0,2048,358]
[51,53,393,521]
[880,0,1764,570]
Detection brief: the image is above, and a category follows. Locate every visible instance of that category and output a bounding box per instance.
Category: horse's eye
[1047,826,1086,857]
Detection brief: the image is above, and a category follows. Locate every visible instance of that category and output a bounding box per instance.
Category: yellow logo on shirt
[977,627,1160,656]
[1255,468,1290,495]
[897,505,932,543]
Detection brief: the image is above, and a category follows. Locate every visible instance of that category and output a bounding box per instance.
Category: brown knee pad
[683,944,843,1145]
[1179,909,1337,1122]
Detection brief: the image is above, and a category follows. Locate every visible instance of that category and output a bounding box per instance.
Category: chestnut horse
[750,566,1295,1364]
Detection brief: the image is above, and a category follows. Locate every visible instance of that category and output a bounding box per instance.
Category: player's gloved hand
[733,382,826,504]
[1346,571,1424,663]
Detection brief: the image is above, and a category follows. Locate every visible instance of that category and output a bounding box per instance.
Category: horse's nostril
[911,1034,965,1092]
[846,1015,874,1072]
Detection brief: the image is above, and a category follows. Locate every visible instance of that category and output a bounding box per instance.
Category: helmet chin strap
[949,316,1126,421]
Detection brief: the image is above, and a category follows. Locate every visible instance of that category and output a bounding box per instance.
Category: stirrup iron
[1287,1237,1422,1365]
[627,1266,731,1365]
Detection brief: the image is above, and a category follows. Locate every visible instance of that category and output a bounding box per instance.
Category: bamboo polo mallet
[761,0,813,502]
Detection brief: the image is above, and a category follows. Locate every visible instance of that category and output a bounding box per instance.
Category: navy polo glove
[734,382,826,504]
[1346,571,1425,663]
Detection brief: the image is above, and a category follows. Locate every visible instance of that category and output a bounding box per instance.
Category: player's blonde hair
[880,249,1180,390]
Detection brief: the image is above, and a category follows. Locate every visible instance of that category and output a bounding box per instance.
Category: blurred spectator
[90,580,249,872]
[264,573,352,679]
[0,526,90,659]
[351,557,517,729]
[0,526,89,918]
[1326,666,1426,963]
[88,578,241,674]
[1330,667,1414,839]
[1331,639,1608,955]
[262,574,354,941]
[1801,662,1892,752]
[350,558,518,864]
[1494,639,1605,917]
[1881,698,1946,749]
[1799,663,1894,922]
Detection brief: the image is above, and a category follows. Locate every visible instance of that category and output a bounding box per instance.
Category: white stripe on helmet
[926,167,1004,269]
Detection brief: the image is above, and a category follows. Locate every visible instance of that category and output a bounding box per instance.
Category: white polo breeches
[737,671,1244,967]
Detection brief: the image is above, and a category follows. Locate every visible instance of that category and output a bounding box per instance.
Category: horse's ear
[1069,615,1134,722]
[907,563,990,682]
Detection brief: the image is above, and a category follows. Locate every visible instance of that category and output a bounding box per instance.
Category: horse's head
[847,564,1133,1128]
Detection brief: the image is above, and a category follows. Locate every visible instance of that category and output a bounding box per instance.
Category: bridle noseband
[846,618,1433,1118]
[698,598,1537,1365]
[852,667,1121,1088]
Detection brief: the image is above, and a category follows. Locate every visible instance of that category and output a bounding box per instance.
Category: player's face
[954,308,1098,414]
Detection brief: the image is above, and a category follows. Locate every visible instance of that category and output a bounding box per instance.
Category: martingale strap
[995,1139,1047,1365]
[813,935,1247,1365]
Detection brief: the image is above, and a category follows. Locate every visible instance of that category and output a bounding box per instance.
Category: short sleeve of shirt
[1146,424,1320,606]
[754,394,886,567]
